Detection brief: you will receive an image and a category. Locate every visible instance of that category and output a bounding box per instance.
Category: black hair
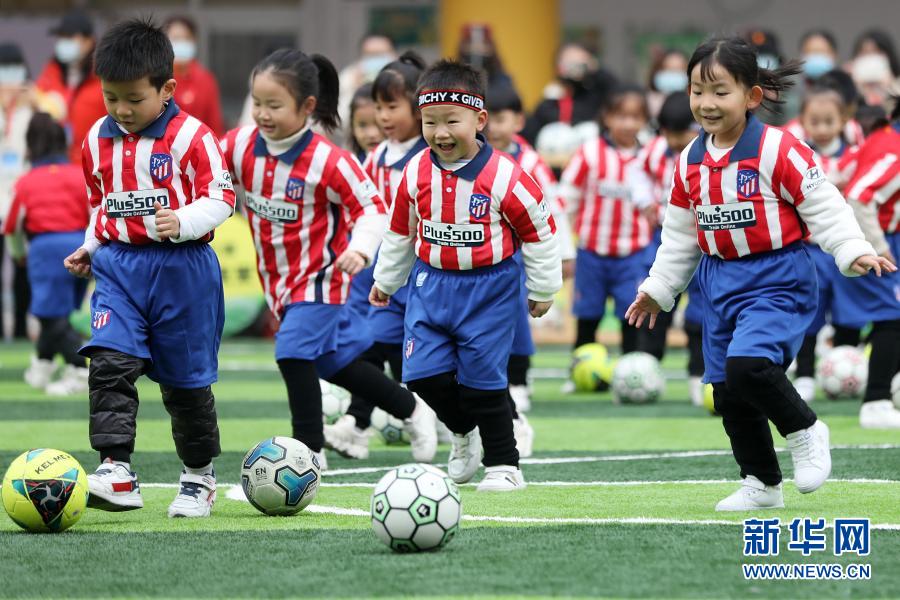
[799,29,837,54]
[485,83,522,113]
[416,59,485,99]
[853,29,900,77]
[348,83,376,157]
[600,82,648,122]
[0,42,29,79]
[251,48,341,132]
[372,51,427,106]
[799,85,846,116]
[162,14,198,38]
[857,103,890,136]
[892,96,900,122]
[25,113,68,162]
[687,36,802,113]
[94,18,173,89]
[656,91,694,132]
[817,69,860,109]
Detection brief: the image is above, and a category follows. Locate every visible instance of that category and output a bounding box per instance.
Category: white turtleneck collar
[260,124,311,157]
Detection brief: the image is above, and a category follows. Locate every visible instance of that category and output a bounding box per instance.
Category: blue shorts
[683,275,705,326]
[403,258,519,390]
[27,231,87,318]
[275,301,373,379]
[699,243,817,384]
[831,232,900,328]
[573,248,648,320]
[805,244,838,335]
[346,255,407,346]
[510,252,534,357]
[81,242,224,388]
[346,263,375,321]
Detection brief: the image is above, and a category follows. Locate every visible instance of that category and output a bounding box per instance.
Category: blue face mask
[803,53,834,79]
[361,54,393,80]
[757,53,779,70]
[653,70,688,94]
[171,40,197,63]
[54,38,81,64]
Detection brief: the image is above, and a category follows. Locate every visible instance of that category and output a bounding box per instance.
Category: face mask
[653,70,688,94]
[757,53,779,70]
[0,65,27,85]
[559,61,590,84]
[54,38,81,64]
[852,53,892,83]
[803,53,834,79]
[361,54,392,80]
[171,40,196,63]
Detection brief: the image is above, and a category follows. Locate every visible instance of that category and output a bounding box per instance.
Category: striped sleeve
[81,127,103,209]
[845,152,900,207]
[668,150,691,209]
[373,159,419,296]
[557,144,589,212]
[776,136,824,205]
[328,151,387,264]
[362,148,377,181]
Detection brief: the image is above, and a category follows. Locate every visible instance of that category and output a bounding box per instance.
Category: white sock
[184,463,213,476]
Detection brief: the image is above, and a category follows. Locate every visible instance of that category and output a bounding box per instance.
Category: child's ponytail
[310,53,341,132]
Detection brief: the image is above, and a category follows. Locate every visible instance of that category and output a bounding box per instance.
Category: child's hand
[642,206,659,230]
[562,259,575,280]
[369,284,391,307]
[336,250,366,275]
[850,254,897,276]
[528,299,553,318]
[625,291,661,329]
[154,201,180,240]
[64,248,92,278]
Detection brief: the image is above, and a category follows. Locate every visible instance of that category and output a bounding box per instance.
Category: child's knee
[725,356,777,393]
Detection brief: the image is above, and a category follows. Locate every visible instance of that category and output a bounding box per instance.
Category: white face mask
[0,65,27,85]
[852,53,892,84]
[171,40,197,63]
[54,38,81,64]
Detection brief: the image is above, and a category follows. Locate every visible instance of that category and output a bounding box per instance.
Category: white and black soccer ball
[816,345,867,400]
[320,379,351,424]
[370,408,409,445]
[241,437,321,516]
[371,463,461,552]
[891,372,900,409]
[611,352,665,404]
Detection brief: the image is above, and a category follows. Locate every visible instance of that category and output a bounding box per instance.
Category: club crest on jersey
[469,194,491,219]
[92,309,110,330]
[285,178,305,202]
[150,153,172,182]
[405,337,415,359]
[737,169,759,199]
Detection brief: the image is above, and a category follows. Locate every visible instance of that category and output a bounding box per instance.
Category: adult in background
[850,29,900,109]
[164,15,224,135]
[457,23,512,88]
[34,9,106,164]
[337,34,397,131]
[645,48,688,121]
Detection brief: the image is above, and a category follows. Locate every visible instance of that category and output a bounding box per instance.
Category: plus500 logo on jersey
[105,189,170,218]
[695,203,757,231]
[421,219,485,247]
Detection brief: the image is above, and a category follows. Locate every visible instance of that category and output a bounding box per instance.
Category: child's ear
[301,95,317,116]
[476,109,488,132]
[747,85,765,110]
[514,112,526,133]
[161,79,177,102]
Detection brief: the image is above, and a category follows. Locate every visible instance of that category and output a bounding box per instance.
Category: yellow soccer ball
[2,449,88,533]
[702,384,718,415]
[571,343,614,392]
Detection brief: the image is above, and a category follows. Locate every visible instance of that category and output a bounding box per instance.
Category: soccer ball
[241,437,321,516]
[1,449,88,533]
[891,372,900,409]
[320,379,351,424]
[702,383,717,415]
[370,408,409,444]
[371,463,461,552]
[816,345,867,400]
[611,352,665,404]
[571,343,614,392]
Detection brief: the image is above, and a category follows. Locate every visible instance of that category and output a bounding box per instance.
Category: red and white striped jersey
[784,118,866,147]
[670,115,825,259]
[806,139,859,188]
[508,134,557,196]
[82,101,235,246]
[558,136,650,256]
[221,125,386,315]
[2,158,89,236]
[379,141,556,276]
[362,137,429,208]
[636,135,677,193]
[843,123,900,233]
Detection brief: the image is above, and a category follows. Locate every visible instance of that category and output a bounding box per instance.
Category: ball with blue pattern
[241,437,321,516]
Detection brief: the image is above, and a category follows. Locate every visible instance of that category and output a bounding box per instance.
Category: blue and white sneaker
[87,459,143,511]
[167,470,216,518]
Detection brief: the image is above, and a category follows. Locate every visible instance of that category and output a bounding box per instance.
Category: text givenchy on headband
[418,89,485,111]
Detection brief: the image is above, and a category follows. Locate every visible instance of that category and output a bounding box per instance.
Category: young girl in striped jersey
[558,83,651,372]
[627,37,894,511]
[325,52,434,460]
[347,83,383,163]
[220,49,436,469]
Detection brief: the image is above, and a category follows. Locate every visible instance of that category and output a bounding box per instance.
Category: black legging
[37,317,86,367]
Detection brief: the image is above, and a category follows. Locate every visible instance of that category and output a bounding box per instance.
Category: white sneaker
[324,415,372,459]
[476,465,527,492]
[786,420,831,494]
[509,385,532,413]
[24,356,56,389]
[313,450,328,472]
[795,377,816,404]
[715,476,784,511]
[435,419,452,444]
[688,376,704,407]
[448,429,482,484]
[87,459,143,511]
[859,400,900,429]
[513,414,534,458]
[403,396,438,462]
[167,470,216,518]
[45,365,89,396]
[560,380,576,394]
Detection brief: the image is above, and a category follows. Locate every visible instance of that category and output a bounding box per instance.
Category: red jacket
[173,60,224,135]
[35,60,107,165]
[2,158,90,235]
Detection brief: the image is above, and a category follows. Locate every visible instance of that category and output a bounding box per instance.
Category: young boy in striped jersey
[372,61,562,491]
[63,20,236,518]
